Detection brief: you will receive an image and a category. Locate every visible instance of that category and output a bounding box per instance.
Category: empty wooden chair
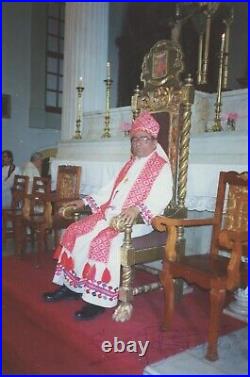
[51,165,82,245]
[19,176,52,266]
[153,171,248,361]
[2,175,29,255]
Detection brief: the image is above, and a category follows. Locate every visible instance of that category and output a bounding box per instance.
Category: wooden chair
[153,171,248,361]
[19,176,52,266]
[112,39,195,321]
[51,165,82,245]
[2,175,29,254]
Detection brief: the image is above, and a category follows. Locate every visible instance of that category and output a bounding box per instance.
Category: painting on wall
[2,94,11,118]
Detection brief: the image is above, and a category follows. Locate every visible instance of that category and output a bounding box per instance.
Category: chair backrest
[11,175,29,209]
[132,39,194,216]
[211,171,248,256]
[29,176,52,217]
[55,165,81,202]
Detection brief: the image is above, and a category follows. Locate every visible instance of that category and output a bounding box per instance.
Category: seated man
[43,111,173,320]
[22,152,43,193]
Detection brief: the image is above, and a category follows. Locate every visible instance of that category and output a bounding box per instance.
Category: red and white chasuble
[53,148,173,308]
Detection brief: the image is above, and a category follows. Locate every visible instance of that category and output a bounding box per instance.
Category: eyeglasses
[131,136,152,144]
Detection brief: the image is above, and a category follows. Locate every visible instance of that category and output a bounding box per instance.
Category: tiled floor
[144,327,248,375]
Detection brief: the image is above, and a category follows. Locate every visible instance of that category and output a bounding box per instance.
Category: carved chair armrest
[59,205,91,220]
[71,206,92,220]
[152,215,215,229]
[152,215,215,261]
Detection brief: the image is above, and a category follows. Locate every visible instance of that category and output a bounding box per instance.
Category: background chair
[19,176,52,266]
[51,165,82,245]
[153,171,248,361]
[2,175,29,255]
[112,39,195,321]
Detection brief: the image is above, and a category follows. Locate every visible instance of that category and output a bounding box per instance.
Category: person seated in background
[43,112,173,321]
[2,150,20,208]
[22,152,43,193]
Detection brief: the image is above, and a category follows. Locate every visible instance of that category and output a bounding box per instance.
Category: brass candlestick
[73,80,84,139]
[197,32,203,85]
[102,78,112,138]
[222,7,234,90]
[212,33,225,132]
[200,3,219,85]
[131,85,140,120]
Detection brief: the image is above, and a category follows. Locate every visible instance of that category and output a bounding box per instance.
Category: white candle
[220,33,225,54]
[79,76,83,88]
[106,62,111,80]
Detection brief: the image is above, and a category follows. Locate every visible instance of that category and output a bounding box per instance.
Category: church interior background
[2,2,248,371]
[2,2,247,165]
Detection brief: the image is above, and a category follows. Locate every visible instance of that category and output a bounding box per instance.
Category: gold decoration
[131,85,140,120]
[178,75,195,209]
[140,40,184,88]
[197,32,204,85]
[200,3,219,84]
[102,62,112,138]
[73,77,84,139]
[212,33,225,132]
[222,7,234,90]
[112,302,133,322]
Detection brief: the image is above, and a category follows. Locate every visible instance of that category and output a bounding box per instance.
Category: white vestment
[53,147,173,308]
[2,165,20,208]
[22,161,41,193]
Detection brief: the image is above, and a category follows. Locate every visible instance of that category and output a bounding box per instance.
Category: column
[224,287,248,323]
[61,2,109,140]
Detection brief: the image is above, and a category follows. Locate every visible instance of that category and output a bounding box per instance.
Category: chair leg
[206,288,226,361]
[14,217,24,257]
[35,226,46,268]
[112,264,134,322]
[160,263,174,331]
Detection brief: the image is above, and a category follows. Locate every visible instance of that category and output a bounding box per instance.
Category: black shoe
[43,285,81,303]
[74,304,105,320]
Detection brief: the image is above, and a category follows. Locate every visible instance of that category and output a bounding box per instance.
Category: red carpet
[3,253,246,375]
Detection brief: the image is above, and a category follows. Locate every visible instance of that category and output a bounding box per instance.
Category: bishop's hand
[120,206,140,226]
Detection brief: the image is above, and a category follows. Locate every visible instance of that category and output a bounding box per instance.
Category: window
[45,3,65,113]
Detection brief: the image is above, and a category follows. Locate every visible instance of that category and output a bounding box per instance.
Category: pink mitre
[130,111,160,138]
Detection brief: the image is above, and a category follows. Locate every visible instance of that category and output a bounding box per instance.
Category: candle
[221,33,225,52]
[197,33,203,84]
[79,76,83,88]
[106,62,111,80]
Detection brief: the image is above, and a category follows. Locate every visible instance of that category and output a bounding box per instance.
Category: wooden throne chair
[112,39,195,322]
[153,171,248,361]
[51,165,82,246]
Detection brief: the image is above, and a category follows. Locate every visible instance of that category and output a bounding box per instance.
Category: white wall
[2,3,61,167]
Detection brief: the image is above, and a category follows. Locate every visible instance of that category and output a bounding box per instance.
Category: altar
[50,131,247,213]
